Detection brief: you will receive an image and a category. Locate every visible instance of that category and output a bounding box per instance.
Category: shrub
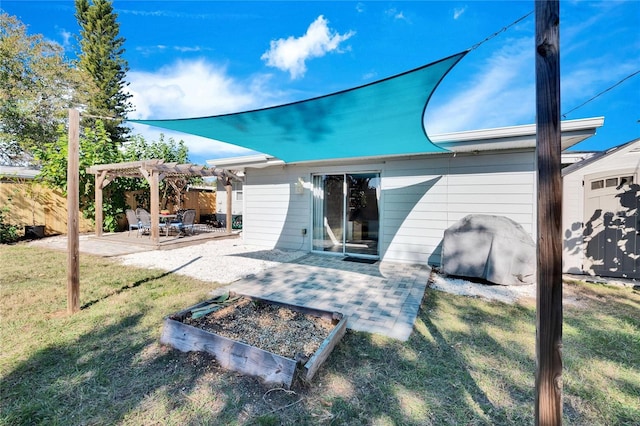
[0,207,21,244]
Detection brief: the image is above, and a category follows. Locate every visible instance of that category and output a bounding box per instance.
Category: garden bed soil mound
[181,297,335,360]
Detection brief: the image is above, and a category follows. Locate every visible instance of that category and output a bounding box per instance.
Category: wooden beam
[86,159,162,173]
[67,109,80,314]
[535,1,563,425]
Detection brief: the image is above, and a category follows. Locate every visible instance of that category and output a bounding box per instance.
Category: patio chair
[125,209,142,236]
[135,208,152,236]
[170,209,196,236]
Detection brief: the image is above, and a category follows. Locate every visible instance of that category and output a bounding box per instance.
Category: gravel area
[116,238,307,284]
[30,234,539,304]
[429,272,536,304]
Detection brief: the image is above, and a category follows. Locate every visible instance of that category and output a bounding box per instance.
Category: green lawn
[1,243,638,425]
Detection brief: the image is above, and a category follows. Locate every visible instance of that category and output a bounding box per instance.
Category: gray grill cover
[442,214,536,286]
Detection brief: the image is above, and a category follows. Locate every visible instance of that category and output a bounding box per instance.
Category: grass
[1,242,639,425]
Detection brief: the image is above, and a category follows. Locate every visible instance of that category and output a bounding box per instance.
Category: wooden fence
[1,181,216,236]
[0,181,93,235]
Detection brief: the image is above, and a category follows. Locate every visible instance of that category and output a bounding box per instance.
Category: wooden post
[67,109,80,314]
[140,165,161,244]
[150,170,160,244]
[94,174,103,237]
[94,171,107,237]
[535,1,563,424]
[225,176,232,234]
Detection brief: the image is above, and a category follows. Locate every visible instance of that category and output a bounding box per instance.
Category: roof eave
[431,116,604,153]
[205,117,605,169]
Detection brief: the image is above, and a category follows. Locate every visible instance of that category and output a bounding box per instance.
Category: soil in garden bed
[181,297,336,360]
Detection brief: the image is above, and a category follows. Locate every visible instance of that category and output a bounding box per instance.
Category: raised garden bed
[160,292,347,388]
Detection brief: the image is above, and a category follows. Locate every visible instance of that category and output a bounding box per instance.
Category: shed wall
[562,140,640,275]
[242,149,537,265]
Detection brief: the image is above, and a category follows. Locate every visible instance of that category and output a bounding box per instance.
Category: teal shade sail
[130,51,467,163]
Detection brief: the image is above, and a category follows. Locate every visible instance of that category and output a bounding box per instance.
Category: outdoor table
[159,214,177,237]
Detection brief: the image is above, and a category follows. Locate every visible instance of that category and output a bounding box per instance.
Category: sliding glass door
[312,173,380,257]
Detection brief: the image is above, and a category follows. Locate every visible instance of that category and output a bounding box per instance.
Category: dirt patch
[181,297,336,360]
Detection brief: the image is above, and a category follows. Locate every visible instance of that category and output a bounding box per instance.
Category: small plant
[0,206,21,244]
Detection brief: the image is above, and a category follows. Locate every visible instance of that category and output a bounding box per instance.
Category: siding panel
[243,150,536,264]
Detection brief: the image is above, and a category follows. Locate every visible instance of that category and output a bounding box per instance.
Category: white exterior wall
[243,165,311,249]
[216,180,243,216]
[562,140,640,274]
[242,149,537,265]
[382,150,536,264]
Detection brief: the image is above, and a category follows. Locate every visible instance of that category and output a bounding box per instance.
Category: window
[591,180,604,190]
[620,176,633,186]
[236,190,243,201]
[605,177,618,187]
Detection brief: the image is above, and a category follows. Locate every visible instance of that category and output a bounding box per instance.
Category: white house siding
[243,165,310,250]
[242,149,537,266]
[216,180,243,216]
[562,140,640,276]
[382,149,536,264]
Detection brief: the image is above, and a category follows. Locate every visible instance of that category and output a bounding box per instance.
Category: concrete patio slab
[219,254,431,341]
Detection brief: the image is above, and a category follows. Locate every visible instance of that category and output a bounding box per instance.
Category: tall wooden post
[67,109,80,314]
[225,176,232,234]
[94,171,107,238]
[535,1,563,424]
[150,170,160,244]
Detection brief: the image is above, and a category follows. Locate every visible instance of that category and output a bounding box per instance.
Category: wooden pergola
[86,159,241,244]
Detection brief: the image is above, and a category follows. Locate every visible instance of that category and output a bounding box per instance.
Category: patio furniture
[125,209,142,236]
[170,209,196,236]
[159,213,177,237]
[135,208,152,236]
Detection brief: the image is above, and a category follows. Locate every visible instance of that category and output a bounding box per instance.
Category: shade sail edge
[129,51,468,163]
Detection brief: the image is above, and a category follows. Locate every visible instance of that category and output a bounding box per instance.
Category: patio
[214,253,430,341]
[29,234,430,340]
[29,229,240,256]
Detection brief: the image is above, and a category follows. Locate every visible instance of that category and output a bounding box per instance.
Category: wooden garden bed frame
[160,292,347,388]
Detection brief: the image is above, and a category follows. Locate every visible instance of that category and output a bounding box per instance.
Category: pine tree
[75,0,132,145]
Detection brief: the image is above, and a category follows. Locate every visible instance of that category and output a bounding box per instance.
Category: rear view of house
[213,118,603,266]
[563,138,640,278]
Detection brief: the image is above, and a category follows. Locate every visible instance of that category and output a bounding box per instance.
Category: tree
[0,13,92,165]
[122,133,190,164]
[35,119,126,231]
[75,0,132,144]
[122,134,193,210]
[36,126,193,232]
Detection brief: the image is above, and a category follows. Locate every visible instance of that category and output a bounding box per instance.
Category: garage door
[583,171,639,278]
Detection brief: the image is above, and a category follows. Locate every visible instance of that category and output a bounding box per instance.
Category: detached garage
[562,138,640,279]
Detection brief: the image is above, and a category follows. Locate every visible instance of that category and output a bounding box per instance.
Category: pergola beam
[86,159,242,244]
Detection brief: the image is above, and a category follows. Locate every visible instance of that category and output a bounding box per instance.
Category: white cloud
[260,15,355,79]
[385,7,410,22]
[453,6,467,20]
[58,28,73,50]
[135,45,213,56]
[127,124,257,162]
[126,59,285,162]
[127,59,268,119]
[425,37,535,135]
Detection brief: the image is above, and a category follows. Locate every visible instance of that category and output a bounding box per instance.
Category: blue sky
[3,0,639,165]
